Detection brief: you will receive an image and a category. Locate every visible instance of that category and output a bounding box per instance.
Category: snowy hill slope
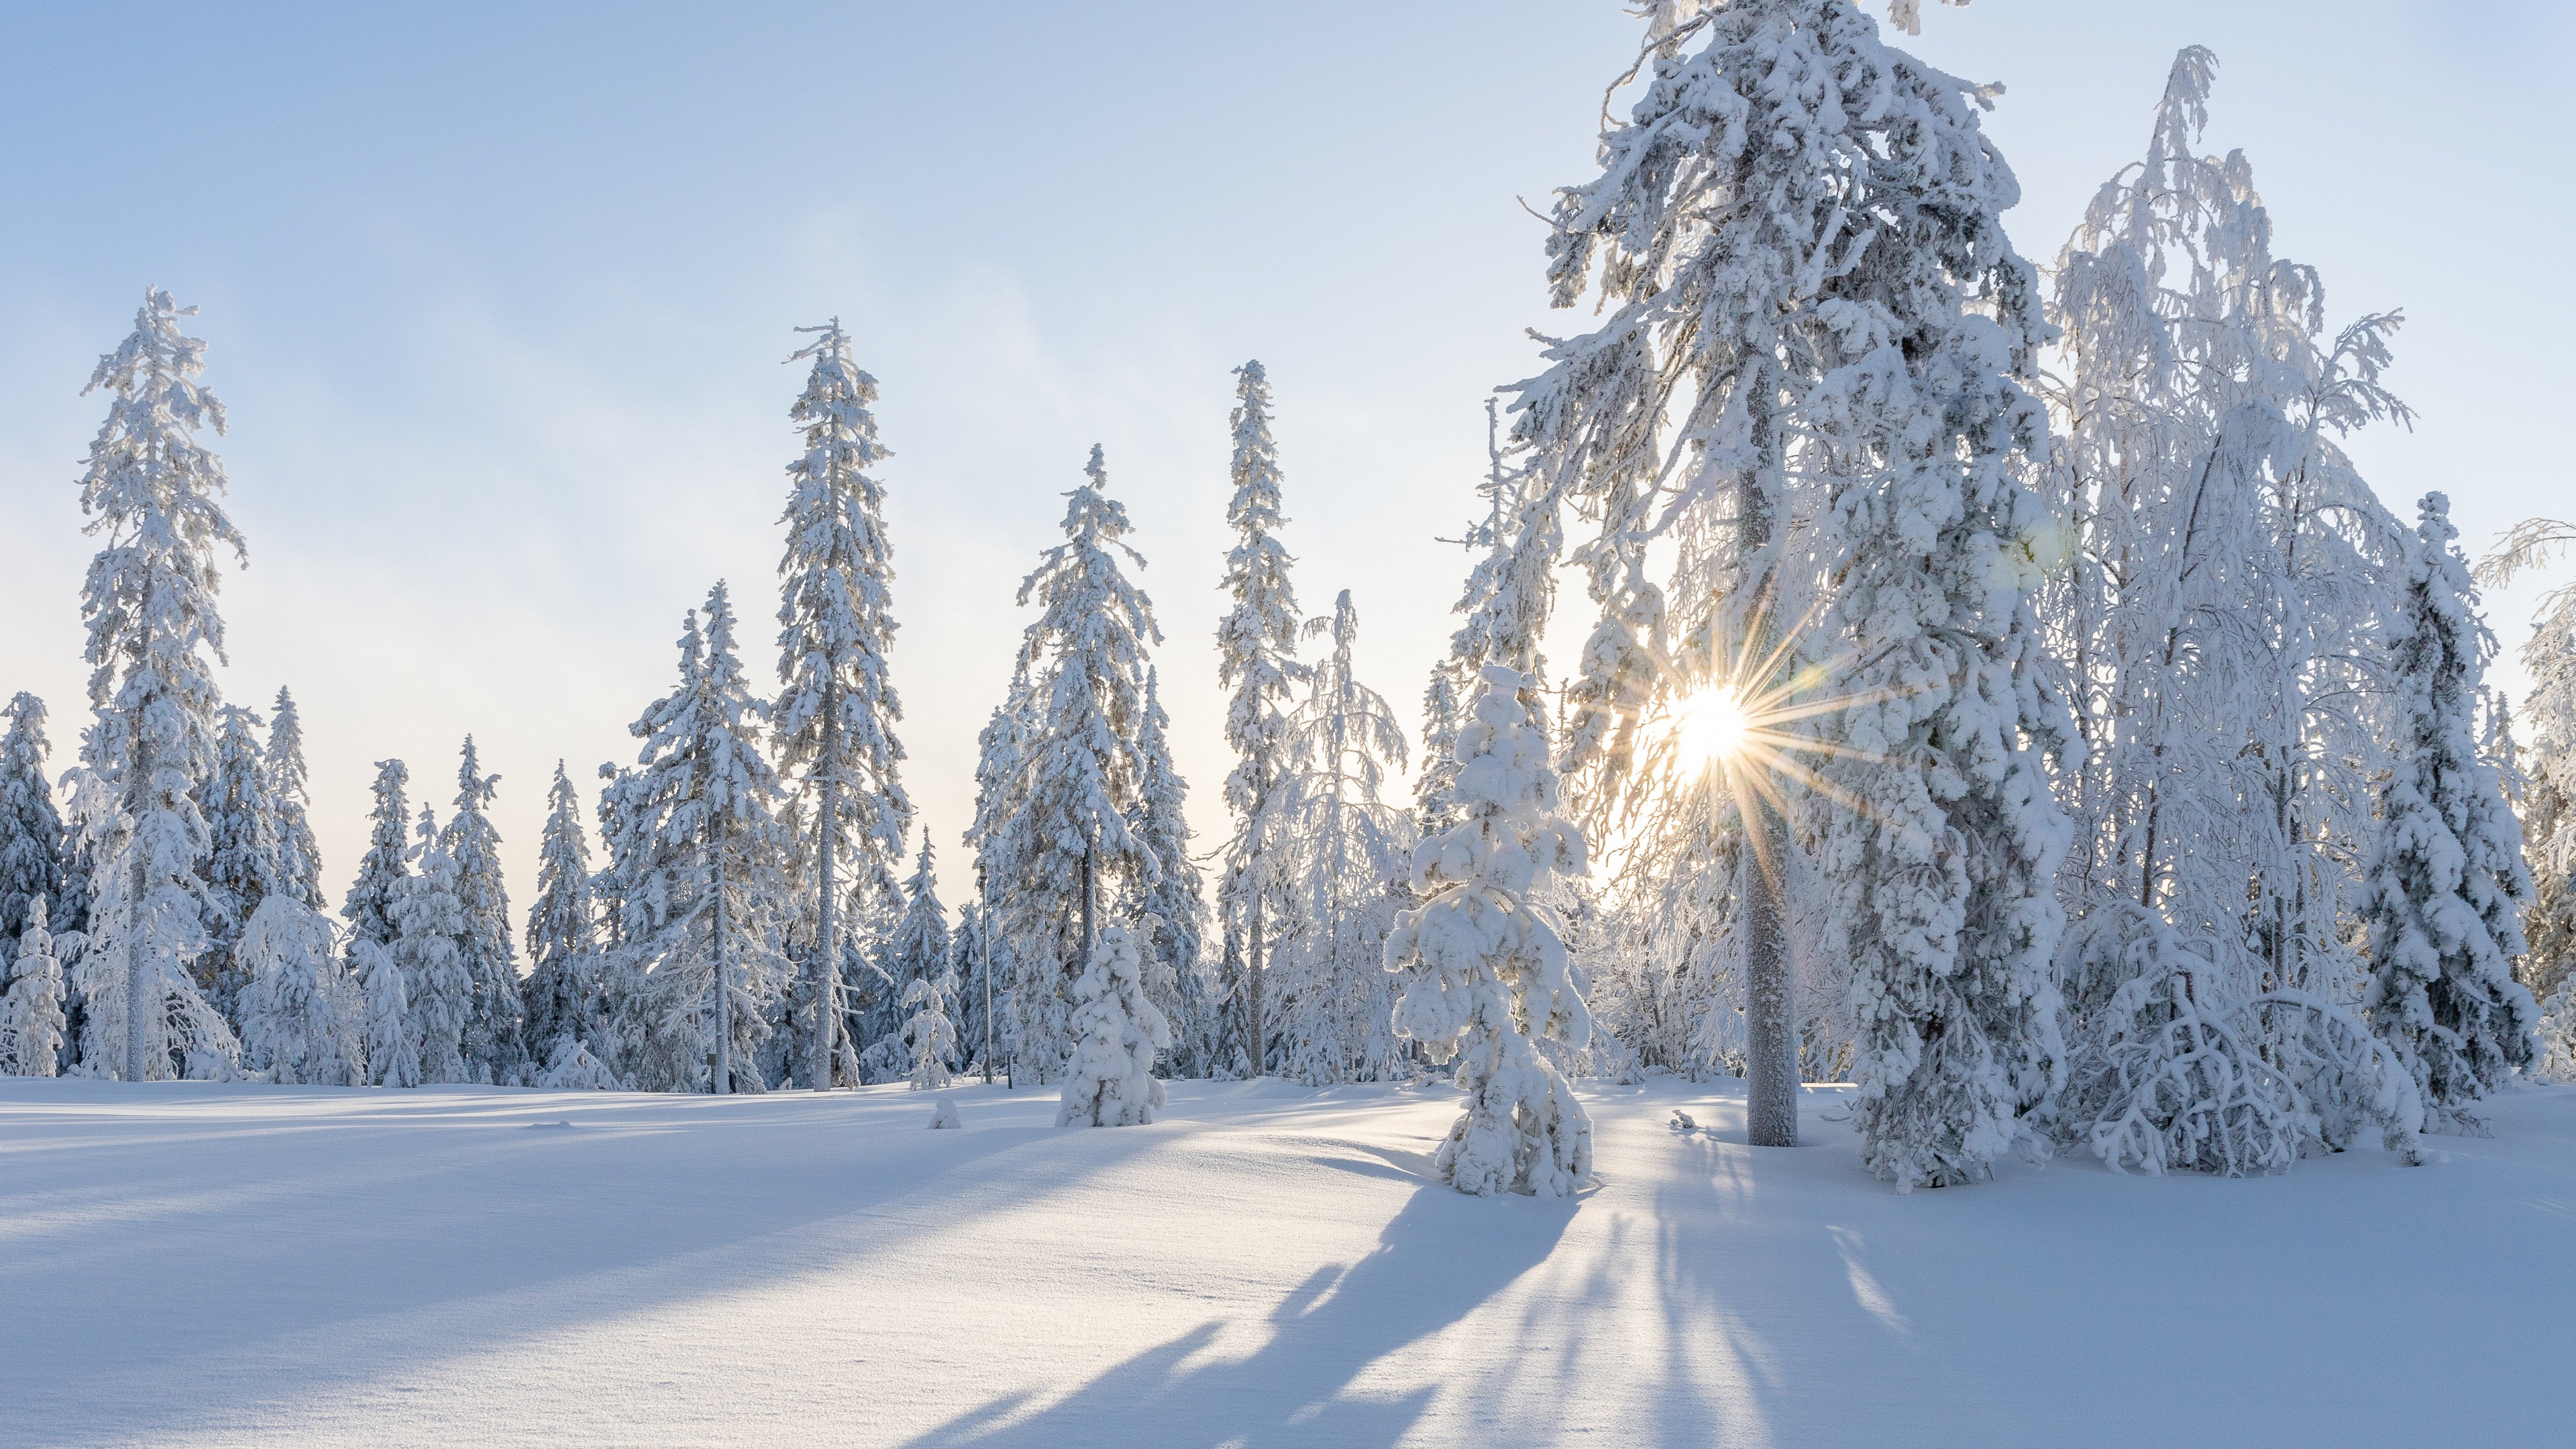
[4,1076,2570,1448]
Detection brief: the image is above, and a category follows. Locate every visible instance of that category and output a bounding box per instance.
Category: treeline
[7,5,2576,1199]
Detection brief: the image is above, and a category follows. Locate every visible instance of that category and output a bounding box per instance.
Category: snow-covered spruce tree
[197,703,282,1026]
[235,894,365,1085]
[1276,591,1413,1083]
[70,288,246,1081]
[2,900,68,1076]
[1057,918,1172,1128]
[876,833,953,1077]
[1126,669,1213,1078]
[523,761,605,1069]
[444,737,525,1083]
[1387,665,1593,1197]
[963,674,1033,1076]
[1417,400,1558,842]
[342,759,411,978]
[609,584,795,1093]
[1527,1,2079,1185]
[2363,493,2536,1132]
[1803,146,2074,1189]
[1516,2,1964,1148]
[904,959,959,1091]
[0,692,67,989]
[775,319,912,1090]
[1214,362,1303,1079]
[950,902,1002,1079]
[265,687,323,910]
[60,771,239,1079]
[358,936,417,1088]
[994,447,1163,1085]
[392,805,474,1084]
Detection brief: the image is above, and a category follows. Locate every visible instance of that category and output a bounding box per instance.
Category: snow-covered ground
[5,1075,2569,1448]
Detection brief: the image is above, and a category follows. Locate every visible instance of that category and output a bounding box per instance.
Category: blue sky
[1,1,2565,913]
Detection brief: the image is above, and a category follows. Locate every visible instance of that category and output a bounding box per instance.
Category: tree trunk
[812,677,841,1091]
[1081,840,1097,971]
[1741,371,1796,1147]
[1743,804,1798,1146]
[1247,894,1266,1080]
[981,912,996,1084]
[125,716,151,1083]
[713,851,731,1097]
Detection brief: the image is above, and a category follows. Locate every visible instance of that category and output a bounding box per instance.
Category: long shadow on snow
[0,1085,1140,1446]
[898,1179,1577,1449]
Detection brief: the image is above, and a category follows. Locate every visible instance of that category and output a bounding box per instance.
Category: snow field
[5,1077,2572,1448]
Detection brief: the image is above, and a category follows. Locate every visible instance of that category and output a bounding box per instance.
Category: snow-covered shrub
[533,1032,620,1090]
[2057,904,2422,1173]
[1387,665,1593,1198]
[1057,920,1171,1128]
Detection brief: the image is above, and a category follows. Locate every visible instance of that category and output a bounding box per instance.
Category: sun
[1670,683,1751,772]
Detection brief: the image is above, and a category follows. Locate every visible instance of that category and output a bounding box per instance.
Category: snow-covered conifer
[1515,3,2070,1154]
[1214,362,1303,1077]
[1387,665,1593,1197]
[358,937,417,1088]
[964,673,1034,1075]
[1276,592,1412,1083]
[904,962,959,1091]
[775,319,912,1089]
[993,447,1163,1083]
[197,702,283,1025]
[72,288,245,1080]
[341,759,411,975]
[235,894,364,1086]
[1056,919,1171,1128]
[0,693,66,989]
[608,585,794,1093]
[1,900,67,1076]
[394,805,475,1084]
[1417,402,1558,839]
[1128,669,1212,1077]
[265,687,323,910]
[880,833,951,1073]
[523,761,604,1067]
[60,773,239,1079]
[2363,494,2536,1131]
[444,738,525,1082]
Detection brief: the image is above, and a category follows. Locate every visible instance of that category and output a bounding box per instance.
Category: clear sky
[1,1,2566,922]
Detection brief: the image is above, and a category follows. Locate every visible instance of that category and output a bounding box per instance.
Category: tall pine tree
[1214,362,1302,1077]
[72,288,245,1079]
[1126,669,1212,1077]
[775,319,912,1089]
[2365,493,2536,1131]
[608,584,794,1093]
[265,686,323,910]
[197,703,282,1026]
[342,760,411,977]
[0,694,66,992]
[991,447,1162,1083]
[445,737,525,1082]
[524,761,603,1065]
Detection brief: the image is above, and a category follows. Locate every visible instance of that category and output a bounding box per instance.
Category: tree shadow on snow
[898,1182,1578,1449]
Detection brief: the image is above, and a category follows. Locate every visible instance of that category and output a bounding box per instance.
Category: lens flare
[1670,684,1750,771]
